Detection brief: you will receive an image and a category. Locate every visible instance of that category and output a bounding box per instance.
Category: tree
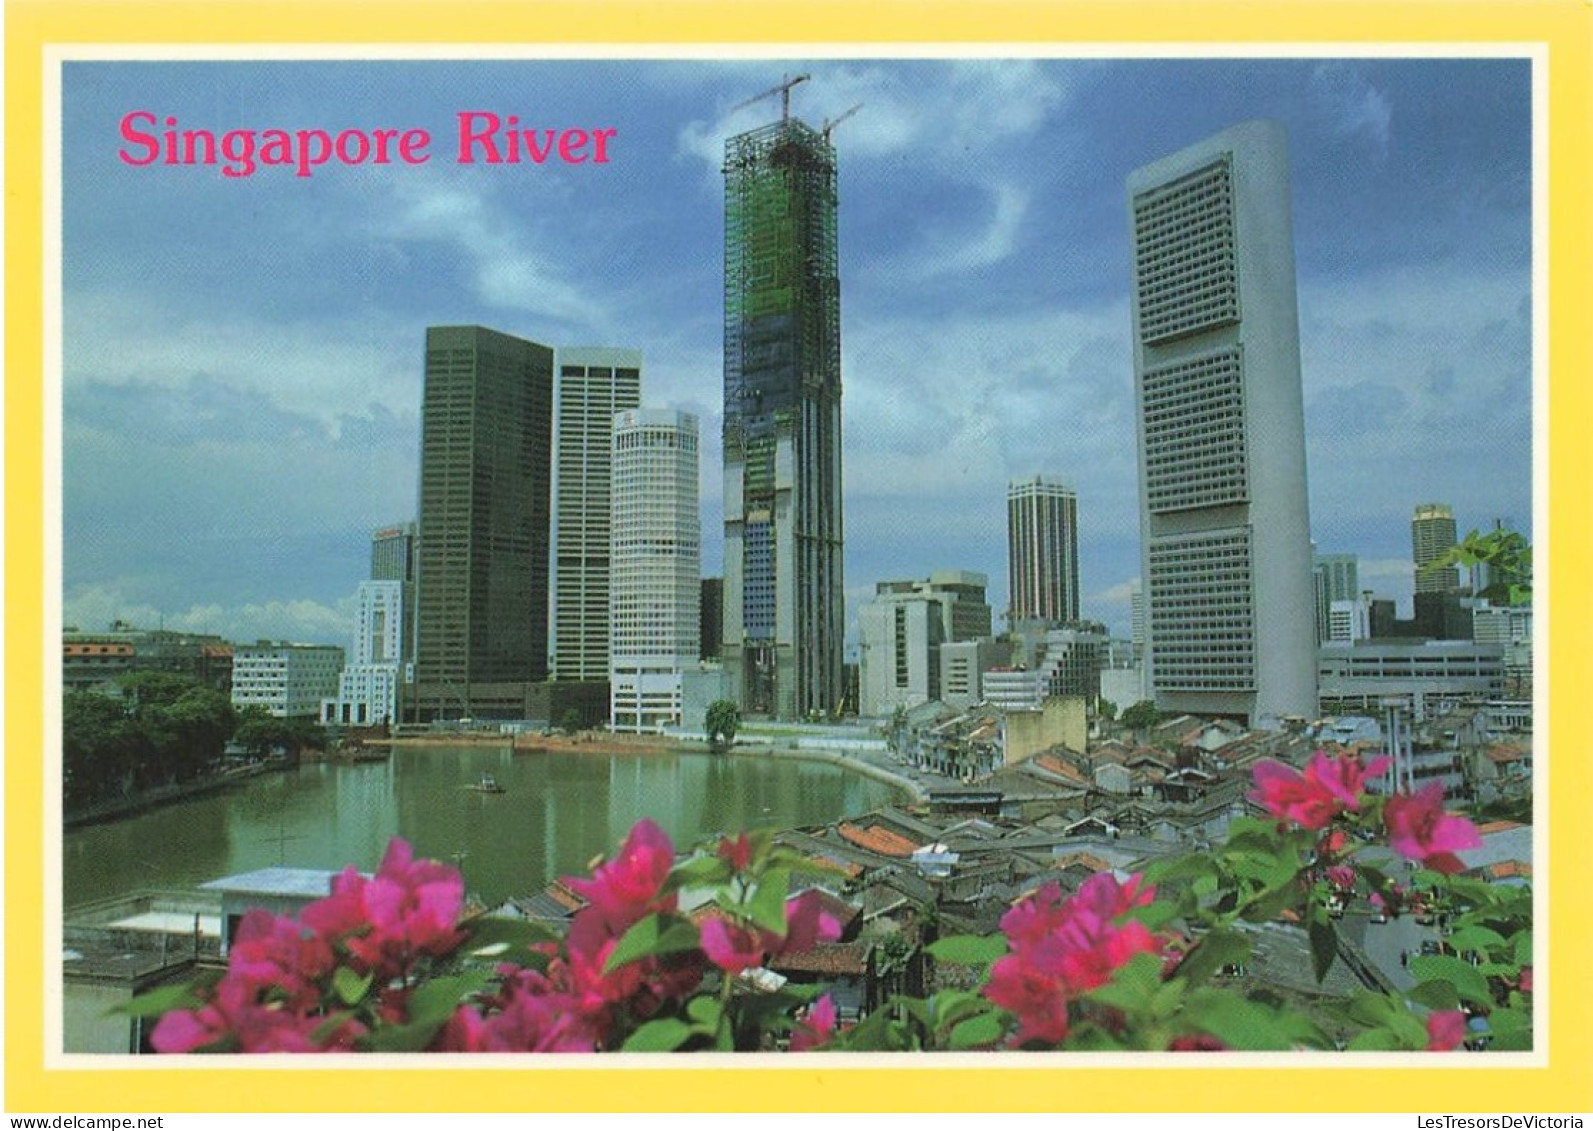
[1119,700,1161,734]
[560,709,583,736]
[1097,698,1118,723]
[705,700,740,753]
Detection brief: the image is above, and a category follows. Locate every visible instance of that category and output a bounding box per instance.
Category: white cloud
[1310,63,1393,154]
[64,581,354,646]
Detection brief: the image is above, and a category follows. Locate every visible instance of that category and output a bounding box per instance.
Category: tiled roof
[837,822,918,857]
[769,940,871,976]
[1485,745,1531,764]
[1475,819,1525,835]
[1034,753,1089,786]
[1484,859,1532,880]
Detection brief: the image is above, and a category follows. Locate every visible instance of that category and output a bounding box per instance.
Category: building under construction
[720,102,845,720]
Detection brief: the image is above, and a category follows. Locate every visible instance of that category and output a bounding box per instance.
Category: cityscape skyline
[61,57,1533,648]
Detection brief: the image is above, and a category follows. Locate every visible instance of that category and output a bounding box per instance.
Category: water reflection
[64,746,900,908]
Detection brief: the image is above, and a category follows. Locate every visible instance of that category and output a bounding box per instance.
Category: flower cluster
[151,837,466,1052]
[982,872,1160,1046]
[1249,749,1483,874]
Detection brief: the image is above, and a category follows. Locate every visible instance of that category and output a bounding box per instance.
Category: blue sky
[61,56,1533,646]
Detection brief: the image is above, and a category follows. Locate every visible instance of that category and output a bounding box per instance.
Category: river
[62,744,903,909]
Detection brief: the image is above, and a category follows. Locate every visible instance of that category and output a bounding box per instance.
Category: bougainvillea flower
[790,994,839,1052]
[301,837,466,978]
[1425,1010,1468,1051]
[700,915,767,976]
[566,818,677,933]
[779,890,842,954]
[1383,784,1483,874]
[984,955,1072,1046]
[716,832,753,873]
[1248,760,1340,830]
[1169,1033,1229,1051]
[1305,749,1391,809]
[150,977,363,1054]
[223,908,335,1011]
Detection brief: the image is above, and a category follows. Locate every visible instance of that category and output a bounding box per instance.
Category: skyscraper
[1128,120,1317,726]
[1313,552,1360,643]
[721,108,845,720]
[411,325,554,721]
[1007,475,1080,626]
[1412,503,1460,594]
[370,521,417,583]
[610,408,700,732]
[550,347,643,681]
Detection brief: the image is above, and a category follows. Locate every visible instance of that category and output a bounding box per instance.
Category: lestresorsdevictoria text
[117,111,617,178]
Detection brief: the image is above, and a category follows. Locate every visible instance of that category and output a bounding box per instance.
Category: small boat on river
[469,773,506,794]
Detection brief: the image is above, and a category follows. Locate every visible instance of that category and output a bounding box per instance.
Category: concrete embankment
[63,762,281,830]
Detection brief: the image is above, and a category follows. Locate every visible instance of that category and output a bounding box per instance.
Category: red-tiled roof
[542,880,587,913]
[1476,819,1525,834]
[1034,753,1089,786]
[769,941,871,976]
[1485,859,1532,880]
[1485,745,1531,765]
[836,822,917,857]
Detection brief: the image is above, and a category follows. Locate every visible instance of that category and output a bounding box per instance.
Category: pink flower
[1517,966,1534,994]
[566,819,677,934]
[983,874,1162,1047]
[149,978,363,1054]
[223,909,334,1011]
[1169,1034,1229,1051]
[1249,760,1340,830]
[1306,749,1390,809]
[790,994,839,1052]
[717,832,753,872]
[1250,751,1389,830]
[302,837,466,978]
[1384,784,1483,874]
[1325,865,1357,891]
[1426,1010,1468,1051]
[435,973,600,1053]
[700,916,767,976]
[780,890,842,954]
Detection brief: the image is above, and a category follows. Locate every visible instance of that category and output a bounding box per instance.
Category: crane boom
[731,73,811,122]
[822,103,863,139]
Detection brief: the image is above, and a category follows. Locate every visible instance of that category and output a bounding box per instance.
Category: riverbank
[63,761,285,830]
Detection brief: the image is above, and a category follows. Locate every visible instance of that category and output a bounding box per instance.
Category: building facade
[321,581,408,727]
[370,522,417,583]
[1412,502,1461,595]
[550,347,643,682]
[1007,475,1080,626]
[609,409,701,732]
[232,644,344,719]
[858,572,992,718]
[411,325,554,721]
[1313,552,1359,643]
[1128,120,1317,727]
[721,113,845,720]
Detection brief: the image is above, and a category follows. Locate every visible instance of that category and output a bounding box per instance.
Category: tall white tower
[610,408,701,732]
[1128,120,1317,727]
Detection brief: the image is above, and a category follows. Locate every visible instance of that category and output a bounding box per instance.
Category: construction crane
[731,73,811,122]
[822,103,863,140]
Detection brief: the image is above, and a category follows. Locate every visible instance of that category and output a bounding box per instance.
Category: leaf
[1444,925,1506,955]
[929,990,987,1032]
[113,981,202,1018]
[1183,989,1299,1050]
[1513,930,1533,967]
[926,934,1007,966]
[1308,916,1338,984]
[367,969,493,1052]
[687,995,722,1028]
[948,1011,1006,1050]
[670,854,733,888]
[1145,854,1220,884]
[621,1017,696,1052]
[1405,980,1460,1012]
[603,914,701,974]
[332,965,373,1007]
[1174,928,1250,988]
[744,868,791,935]
[1409,955,1494,1007]
[1348,1028,1404,1051]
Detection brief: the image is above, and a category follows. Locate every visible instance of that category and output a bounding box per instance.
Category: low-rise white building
[233,643,344,719]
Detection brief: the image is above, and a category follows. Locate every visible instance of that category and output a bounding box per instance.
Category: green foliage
[559,709,583,736]
[1119,700,1161,732]
[1430,527,1532,606]
[705,699,740,751]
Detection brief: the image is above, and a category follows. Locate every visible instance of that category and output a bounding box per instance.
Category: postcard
[8,0,1592,1117]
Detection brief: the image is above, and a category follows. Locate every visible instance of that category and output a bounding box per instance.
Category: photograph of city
[56,55,1536,1057]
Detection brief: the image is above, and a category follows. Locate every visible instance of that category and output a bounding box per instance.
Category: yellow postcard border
[7,0,1591,1114]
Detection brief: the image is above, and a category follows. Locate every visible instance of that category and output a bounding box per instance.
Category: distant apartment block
[1412,502,1460,595]
[1313,552,1359,643]
[858,572,992,717]
[1129,120,1316,726]
[321,581,408,727]
[1008,475,1079,625]
[551,347,643,682]
[609,408,700,733]
[62,623,233,694]
[233,644,344,719]
[1317,640,1505,719]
